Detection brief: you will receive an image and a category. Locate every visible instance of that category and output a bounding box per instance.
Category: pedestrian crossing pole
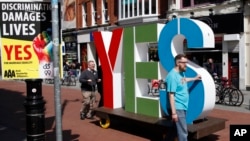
[23,0,62,140]
[51,0,63,141]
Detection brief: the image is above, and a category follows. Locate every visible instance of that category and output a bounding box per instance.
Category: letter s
[158,18,215,124]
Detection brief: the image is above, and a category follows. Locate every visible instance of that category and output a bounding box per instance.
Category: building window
[148,45,159,62]
[182,0,227,8]
[119,0,158,20]
[102,0,109,23]
[82,3,87,27]
[92,0,97,25]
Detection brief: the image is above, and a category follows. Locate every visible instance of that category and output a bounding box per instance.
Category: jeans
[164,110,188,141]
[76,69,80,79]
[176,110,188,141]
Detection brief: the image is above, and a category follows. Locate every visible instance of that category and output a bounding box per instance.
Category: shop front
[63,35,78,63]
[77,31,99,71]
[187,13,244,89]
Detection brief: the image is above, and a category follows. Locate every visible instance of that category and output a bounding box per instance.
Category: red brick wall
[76,0,82,29]
[108,0,118,25]
[96,0,102,25]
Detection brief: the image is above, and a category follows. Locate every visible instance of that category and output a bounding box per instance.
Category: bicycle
[215,77,244,106]
[61,70,77,86]
[148,79,166,96]
[44,78,54,84]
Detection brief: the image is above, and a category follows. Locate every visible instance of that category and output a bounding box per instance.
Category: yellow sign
[0,2,54,79]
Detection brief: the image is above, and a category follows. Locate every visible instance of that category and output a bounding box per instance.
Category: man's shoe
[86,116,94,119]
[80,113,85,120]
[86,114,94,119]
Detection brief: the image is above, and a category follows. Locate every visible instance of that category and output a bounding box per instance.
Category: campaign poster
[0,2,53,79]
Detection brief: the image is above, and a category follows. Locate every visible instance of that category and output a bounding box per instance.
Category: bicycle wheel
[233,88,244,106]
[67,76,72,86]
[224,88,238,106]
[71,76,76,86]
[64,77,70,86]
[44,79,49,84]
[60,79,64,85]
[215,83,223,104]
[151,88,159,96]
[159,80,166,89]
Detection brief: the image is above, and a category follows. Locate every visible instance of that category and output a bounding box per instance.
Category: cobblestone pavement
[0,80,249,141]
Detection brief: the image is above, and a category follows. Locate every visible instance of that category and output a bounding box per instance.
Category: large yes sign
[158,18,216,124]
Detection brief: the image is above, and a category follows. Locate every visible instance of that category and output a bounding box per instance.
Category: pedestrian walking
[73,59,81,79]
[79,60,101,119]
[164,54,201,141]
[204,58,219,78]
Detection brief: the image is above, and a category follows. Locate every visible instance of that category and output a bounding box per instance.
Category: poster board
[0,2,61,79]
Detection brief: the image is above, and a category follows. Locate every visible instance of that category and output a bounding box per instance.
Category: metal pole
[24,79,45,141]
[51,0,63,140]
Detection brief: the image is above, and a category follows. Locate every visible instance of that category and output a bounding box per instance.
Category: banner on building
[62,0,76,29]
[0,2,54,79]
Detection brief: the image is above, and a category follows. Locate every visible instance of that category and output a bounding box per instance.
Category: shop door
[80,43,88,71]
[228,53,239,88]
[186,52,222,77]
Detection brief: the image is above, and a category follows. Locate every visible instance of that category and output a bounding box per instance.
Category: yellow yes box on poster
[1,38,40,79]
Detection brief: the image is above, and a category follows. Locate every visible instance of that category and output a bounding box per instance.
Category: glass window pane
[183,0,191,7]
[134,0,137,16]
[151,0,156,14]
[144,0,149,14]
[139,0,142,15]
[121,0,125,18]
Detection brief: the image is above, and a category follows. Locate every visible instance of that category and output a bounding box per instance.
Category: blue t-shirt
[166,69,189,110]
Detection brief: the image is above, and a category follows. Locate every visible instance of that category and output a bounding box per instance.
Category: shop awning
[184,50,222,53]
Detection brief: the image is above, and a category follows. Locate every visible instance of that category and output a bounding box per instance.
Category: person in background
[73,59,81,79]
[165,54,201,141]
[63,60,70,79]
[192,56,199,65]
[97,65,103,107]
[79,60,101,120]
[204,58,218,78]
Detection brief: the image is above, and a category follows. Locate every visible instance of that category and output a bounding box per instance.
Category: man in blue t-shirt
[166,54,201,141]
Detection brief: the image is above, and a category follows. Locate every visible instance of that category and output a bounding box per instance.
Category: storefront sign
[62,0,76,29]
[196,13,243,34]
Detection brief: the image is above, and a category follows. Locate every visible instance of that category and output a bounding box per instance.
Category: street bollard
[23,79,46,141]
